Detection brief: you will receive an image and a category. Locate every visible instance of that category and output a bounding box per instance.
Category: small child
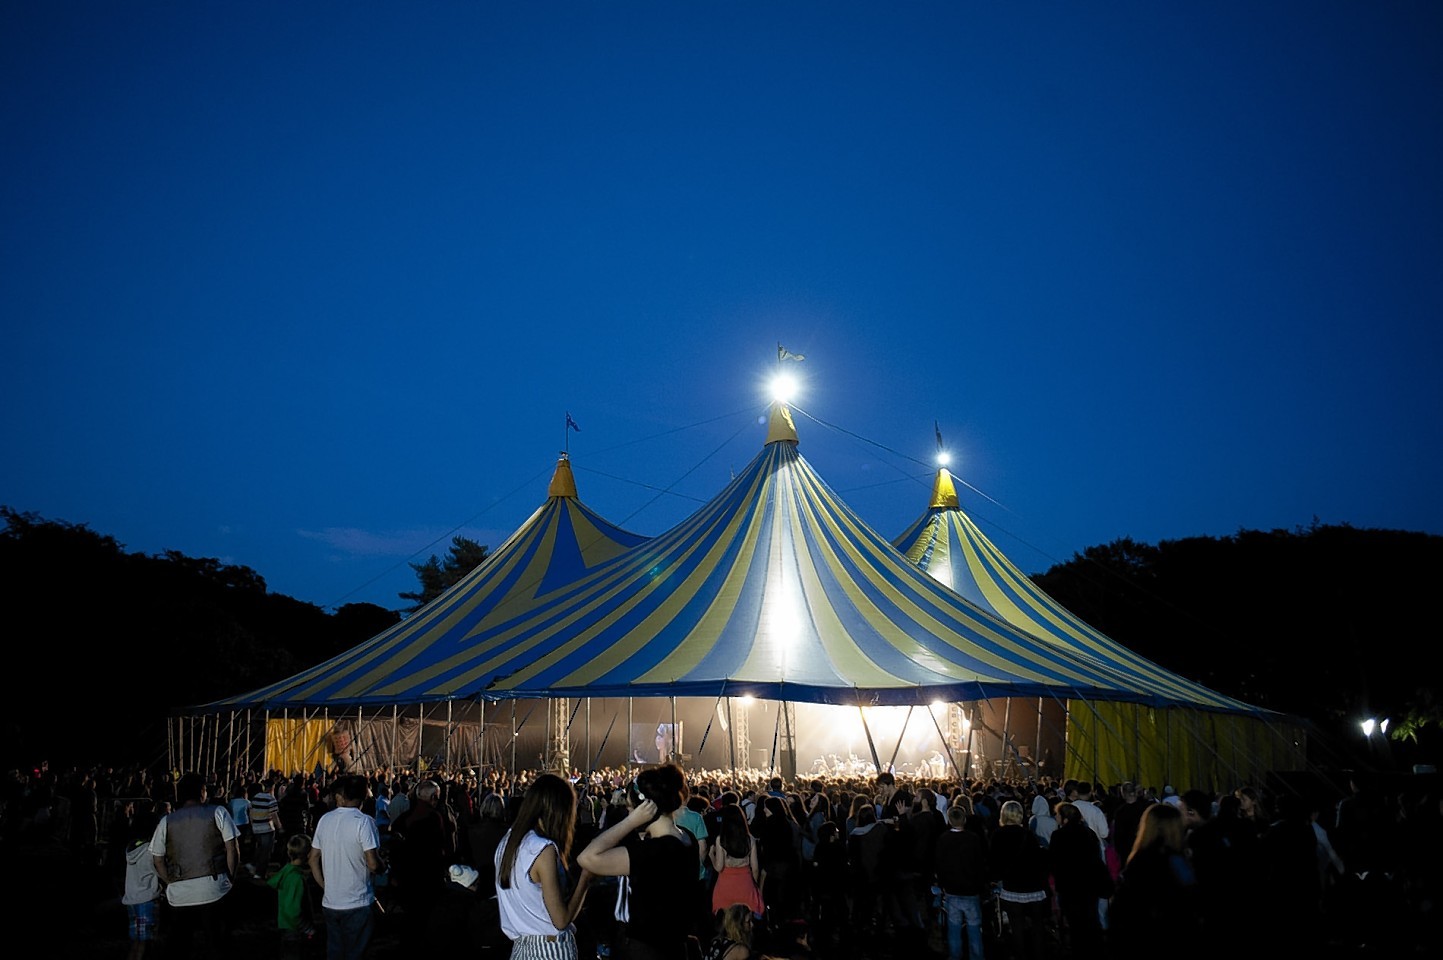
[121,809,162,960]
[266,833,317,947]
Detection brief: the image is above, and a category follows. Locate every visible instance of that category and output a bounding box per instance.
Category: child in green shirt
[267,833,317,945]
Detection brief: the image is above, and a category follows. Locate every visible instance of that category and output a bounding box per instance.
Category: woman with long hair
[710,804,764,918]
[703,903,755,960]
[578,763,698,960]
[1106,801,1202,959]
[495,773,593,960]
[753,794,802,926]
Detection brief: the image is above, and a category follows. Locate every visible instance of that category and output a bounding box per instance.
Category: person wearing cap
[424,862,489,949]
[148,771,241,956]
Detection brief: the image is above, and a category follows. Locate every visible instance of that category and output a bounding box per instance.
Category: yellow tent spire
[547,453,578,498]
[765,402,799,445]
[930,467,959,509]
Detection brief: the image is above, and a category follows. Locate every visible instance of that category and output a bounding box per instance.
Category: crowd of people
[2,759,1439,959]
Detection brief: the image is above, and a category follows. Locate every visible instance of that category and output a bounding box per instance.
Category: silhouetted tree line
[0,506,400,769]
[1031,520,1443,753]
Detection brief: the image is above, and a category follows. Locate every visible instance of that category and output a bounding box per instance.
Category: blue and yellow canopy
[209,407,1265,712]
[892,466,1258,713]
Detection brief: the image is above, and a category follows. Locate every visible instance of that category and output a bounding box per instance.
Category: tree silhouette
[398,535,490,610]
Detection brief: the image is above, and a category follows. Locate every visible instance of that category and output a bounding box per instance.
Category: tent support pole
[510,700,517,780]
[446,700,454,771]
[477,696,485,774]
[390,705,398,772]
[858,704,882,775]
[770,703,783,775]
[670,696,678,764]
[964,703,975,780]
[1035,698,1043,774]
[927,702,962,781]
[627,698,633,769]
[1002,697,1013,777]
[586,699,592,772]
[726,698,737,774]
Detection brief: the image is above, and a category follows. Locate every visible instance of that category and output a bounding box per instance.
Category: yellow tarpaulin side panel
[265,718,334,775]
[1066,703,1309,794]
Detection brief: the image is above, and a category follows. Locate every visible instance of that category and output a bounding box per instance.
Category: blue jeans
[323,904,374,960]
[943,893,984,960]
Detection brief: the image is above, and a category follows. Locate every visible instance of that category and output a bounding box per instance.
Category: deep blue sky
[4,3,1441,612]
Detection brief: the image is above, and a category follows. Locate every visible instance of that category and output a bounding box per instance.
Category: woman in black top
[579,763,698,960]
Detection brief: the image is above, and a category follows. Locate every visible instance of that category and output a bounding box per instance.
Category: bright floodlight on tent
[937,451,951,466]
[770,371,799,403]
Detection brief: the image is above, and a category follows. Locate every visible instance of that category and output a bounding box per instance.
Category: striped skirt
[509,928,577,960]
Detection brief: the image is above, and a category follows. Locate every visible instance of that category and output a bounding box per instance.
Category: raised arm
[578,799,656,876]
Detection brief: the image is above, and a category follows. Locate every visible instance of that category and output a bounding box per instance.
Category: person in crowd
[1049,801,1110,960]
[1106,801,1201,959]
[754,793,803,927]
[266,833,317,950]
[122,807,162,960]
[846,804,884,932]
[1027,792,1058,849]
[677,792,713,939]
[710,803,764,919]
[425,862,490,949]
[703,903,755,960]
[1107,781,1147,878]
[933,801,987,960]
[149,771,241,957]
[388,777,457,943]
[495,772,593,959]
[1183,788,1256,948]
[579,763,699,960]
[1258,792,1323,951]
[308,774,384,960]
[248,778,280,876]
[469,790,511,891]
[988,799,1050,960]
[809,820,848,948]
[1234,784,1270,829]
[227,779,252,864]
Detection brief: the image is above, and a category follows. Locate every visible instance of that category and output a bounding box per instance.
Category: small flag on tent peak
[566,413,581,432]
[778,343,805,362]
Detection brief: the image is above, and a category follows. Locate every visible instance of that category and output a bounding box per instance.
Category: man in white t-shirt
[309,774,383,960]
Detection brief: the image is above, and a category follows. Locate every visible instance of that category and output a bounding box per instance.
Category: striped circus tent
[188,406,1305,787]
[893,463,1305,788]
[458,405,1223,708]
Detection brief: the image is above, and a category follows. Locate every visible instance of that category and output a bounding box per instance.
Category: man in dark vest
[149,771,241,956]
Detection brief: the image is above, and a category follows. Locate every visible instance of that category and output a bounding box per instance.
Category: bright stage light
[937,452,951,466]
[1361,718,1376,737]
[770,372,798,403]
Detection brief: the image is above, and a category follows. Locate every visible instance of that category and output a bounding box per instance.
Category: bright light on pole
[1360,717,1376,737]
[770,372,798,403]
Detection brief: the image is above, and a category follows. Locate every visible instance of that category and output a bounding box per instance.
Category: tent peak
[547,453,578,498]
[765,402,799,446]
[931,467,959,509]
